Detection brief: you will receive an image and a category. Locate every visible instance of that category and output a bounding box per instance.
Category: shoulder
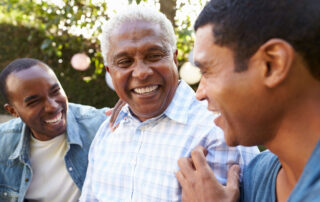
[288,141,320,201]
[87,118,111,150]
[241,151,280,202]
[243,151,279,180]
[66,103,110,140]
[294,183,320,202]
[0,118,24,160]
[68,103,109,120]
[0,117,24,137]
[95,118,111,139]
[68,103,109,128]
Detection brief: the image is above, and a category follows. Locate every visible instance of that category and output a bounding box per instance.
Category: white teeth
[134,85,158,94]
[45,112,62,124]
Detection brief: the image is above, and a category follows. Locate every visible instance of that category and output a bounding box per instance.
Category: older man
[0,58,108,202]
[80,5,259,201]
[177,0,320,202]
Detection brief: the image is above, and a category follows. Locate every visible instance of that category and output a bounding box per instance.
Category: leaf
[40,39,51,50]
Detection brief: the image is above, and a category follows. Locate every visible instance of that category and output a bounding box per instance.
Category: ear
[4,103,19,117]
[259,39,294,88]
[105,66,110,73]
[173,50,178,66]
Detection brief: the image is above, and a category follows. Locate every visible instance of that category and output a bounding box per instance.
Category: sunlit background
[0,0,207,113]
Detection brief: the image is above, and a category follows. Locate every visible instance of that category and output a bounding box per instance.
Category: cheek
[20,111,39,126]
[109,70,131,99]
[110,70,126,86]
[158,63,178,83]
[57,95,68,104]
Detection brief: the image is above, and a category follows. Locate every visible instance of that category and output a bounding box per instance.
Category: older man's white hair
[100,5,177,66]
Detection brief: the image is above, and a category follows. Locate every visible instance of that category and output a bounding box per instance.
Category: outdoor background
[0,0,207,115]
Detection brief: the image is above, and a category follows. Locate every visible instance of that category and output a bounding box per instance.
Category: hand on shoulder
[177,146,240,202]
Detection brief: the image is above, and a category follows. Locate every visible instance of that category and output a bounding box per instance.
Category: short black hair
[0,58,51,103]
[195,0,320,79]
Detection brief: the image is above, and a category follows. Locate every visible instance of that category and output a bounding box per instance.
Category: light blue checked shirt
[80,81,259,202]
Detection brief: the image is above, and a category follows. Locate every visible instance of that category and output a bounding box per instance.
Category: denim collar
[9,123,30,161]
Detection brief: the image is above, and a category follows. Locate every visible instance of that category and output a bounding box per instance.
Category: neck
[265,87,320,187]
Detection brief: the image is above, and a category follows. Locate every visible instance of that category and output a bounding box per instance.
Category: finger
[109,99,126,127]
[105,109,113,116]
[176,170,193,202]
[190,146,210,171]
[194,145,208,156]
[110,122,120,132]
[177,157,195,176]
[226,164,240,191]
[176,170,187,187]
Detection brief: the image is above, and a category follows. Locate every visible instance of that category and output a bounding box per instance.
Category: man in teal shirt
[177,0,320,201]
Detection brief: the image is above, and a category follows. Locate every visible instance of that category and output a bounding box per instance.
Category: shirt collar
[116,80,195,125]
[65,106,83,147]
[163,80,195,124]
[9,123,30,160]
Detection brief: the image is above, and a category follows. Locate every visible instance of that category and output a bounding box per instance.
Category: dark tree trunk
[159,0,177,27]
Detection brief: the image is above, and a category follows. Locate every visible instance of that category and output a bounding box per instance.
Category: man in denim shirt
[0,58,108,202]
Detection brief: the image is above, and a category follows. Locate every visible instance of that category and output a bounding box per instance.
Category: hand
[176,146,240,202]
[105,99,126,131]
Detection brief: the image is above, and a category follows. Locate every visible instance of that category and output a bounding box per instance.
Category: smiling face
[5,64,68,141]
[106,21,179,122]
[194,24,277,146]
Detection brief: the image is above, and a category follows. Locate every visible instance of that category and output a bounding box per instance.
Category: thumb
[226,164,240,199]
[227,164,240,188]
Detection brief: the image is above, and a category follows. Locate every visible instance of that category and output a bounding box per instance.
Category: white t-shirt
[25,134,80,202]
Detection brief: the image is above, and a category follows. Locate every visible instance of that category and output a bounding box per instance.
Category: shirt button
[25,178,29,182]
[3,192,7,196]
[69,167,73,171]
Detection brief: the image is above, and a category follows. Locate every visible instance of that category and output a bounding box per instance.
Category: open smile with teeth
[45,112,62,124]
[133,85,159,94]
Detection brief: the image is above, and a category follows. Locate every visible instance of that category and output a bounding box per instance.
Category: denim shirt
[0,103,108,202]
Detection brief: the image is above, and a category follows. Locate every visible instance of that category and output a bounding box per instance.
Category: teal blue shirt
[241,140,320,202]
[0,103,108,202]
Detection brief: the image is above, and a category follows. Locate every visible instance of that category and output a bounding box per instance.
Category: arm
[105,99,126,130]
[177,146,240,202]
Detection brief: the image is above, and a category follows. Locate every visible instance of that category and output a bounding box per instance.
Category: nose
[196,77,207,101]
[45,98,59,112]
[132,60,153,80]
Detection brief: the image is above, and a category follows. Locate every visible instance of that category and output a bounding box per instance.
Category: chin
[223,132,239,147]
[225,139,239,147]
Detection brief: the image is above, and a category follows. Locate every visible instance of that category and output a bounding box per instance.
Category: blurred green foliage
[0,0,108,76]
[0,0,196,113]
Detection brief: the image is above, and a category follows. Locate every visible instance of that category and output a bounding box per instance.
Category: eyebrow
[24,95,39,103]
[113,52,131,62]
[146,46,167,52]
[23,83,59,103]
[50,83,60,91]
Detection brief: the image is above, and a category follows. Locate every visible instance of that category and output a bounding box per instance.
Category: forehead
[6,65,58,98]
[108,21,165,54]
[194,24,215,62]
[194,24,234,67]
